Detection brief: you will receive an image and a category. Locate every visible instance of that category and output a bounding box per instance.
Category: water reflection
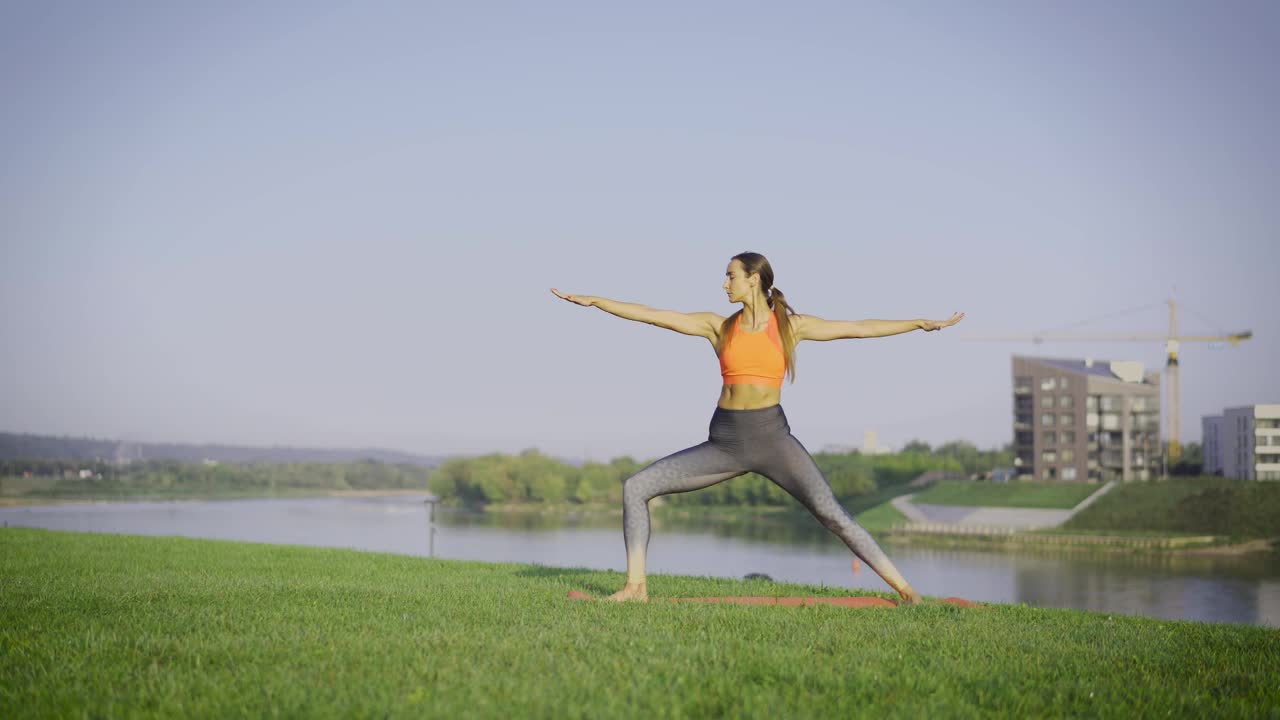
[444,507,834,546]
[1010,550,1279,626]
[2,497,1277,627]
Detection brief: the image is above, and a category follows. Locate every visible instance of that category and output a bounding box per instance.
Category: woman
[551,251,963,603]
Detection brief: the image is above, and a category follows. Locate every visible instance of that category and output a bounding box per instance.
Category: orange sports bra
[719,312,786,388]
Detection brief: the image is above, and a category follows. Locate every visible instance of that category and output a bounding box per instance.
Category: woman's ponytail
[769,287,797,383]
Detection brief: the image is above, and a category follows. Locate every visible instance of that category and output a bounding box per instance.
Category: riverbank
[881,528,1280,556]
[0,487,434,507]
[878,478,1280,556]
[4,492,1268,558]
[3,527,1277,718]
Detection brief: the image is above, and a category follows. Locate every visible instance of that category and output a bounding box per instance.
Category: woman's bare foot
[607,582,648,602]
[898,589,924,606]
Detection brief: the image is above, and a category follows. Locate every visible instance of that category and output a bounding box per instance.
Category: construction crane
[966,298,1252,462]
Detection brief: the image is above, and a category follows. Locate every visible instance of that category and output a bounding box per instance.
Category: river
[3,495,1277,627]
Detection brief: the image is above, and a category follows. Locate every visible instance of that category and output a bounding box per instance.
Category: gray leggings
[623,405,912,595]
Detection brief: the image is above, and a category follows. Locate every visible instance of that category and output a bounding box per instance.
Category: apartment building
[1012,356,1162,482]
[1202,405,1280,480]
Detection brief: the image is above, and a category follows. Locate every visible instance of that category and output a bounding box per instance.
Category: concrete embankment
[891,481,1116,532]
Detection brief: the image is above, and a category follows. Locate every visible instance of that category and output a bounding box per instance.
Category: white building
[1208,405,1280,481]
[1201,415,1224,475]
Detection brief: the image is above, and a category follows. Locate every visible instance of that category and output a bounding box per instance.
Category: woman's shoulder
[688,311,730,327]
[783,313,825,343]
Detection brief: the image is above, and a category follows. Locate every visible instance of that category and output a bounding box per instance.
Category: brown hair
[716,251,798,383]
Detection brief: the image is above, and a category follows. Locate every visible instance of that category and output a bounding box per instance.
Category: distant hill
[0,432,446,467]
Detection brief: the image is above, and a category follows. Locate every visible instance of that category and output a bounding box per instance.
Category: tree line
[0,432,441,466]
[3,439,1012,505]
[1,458,431,498]
[428,441,1011,508]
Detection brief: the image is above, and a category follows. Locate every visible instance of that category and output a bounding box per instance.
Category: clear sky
[3,1,1278,461]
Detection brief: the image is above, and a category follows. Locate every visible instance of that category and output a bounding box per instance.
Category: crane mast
[1166,298,1181,461]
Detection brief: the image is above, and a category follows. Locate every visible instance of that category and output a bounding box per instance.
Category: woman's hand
[550,288,597,307]
[919,312,965,332]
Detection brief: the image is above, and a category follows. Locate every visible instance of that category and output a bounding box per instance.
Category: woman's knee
[801,492,853,528]
[622,474,657,505]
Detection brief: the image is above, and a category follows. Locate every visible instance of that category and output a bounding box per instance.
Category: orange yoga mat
[567,590,978,608]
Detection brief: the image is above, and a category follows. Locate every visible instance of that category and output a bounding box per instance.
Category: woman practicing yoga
[551,252,963,603]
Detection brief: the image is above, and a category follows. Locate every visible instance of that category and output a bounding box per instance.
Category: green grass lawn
[1065,478,1280,540]
[911,481,1100,509]
[854,501,908,532]
[2,529,1277,718]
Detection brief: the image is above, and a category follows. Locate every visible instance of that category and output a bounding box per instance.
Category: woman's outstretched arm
[550,288,723,341]
[794,312,964,341]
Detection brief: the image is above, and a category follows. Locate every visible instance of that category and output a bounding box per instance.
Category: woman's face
[723,260,756,303]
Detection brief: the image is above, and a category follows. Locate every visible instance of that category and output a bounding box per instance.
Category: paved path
[890,494,932,523]
[891,481,1116,532]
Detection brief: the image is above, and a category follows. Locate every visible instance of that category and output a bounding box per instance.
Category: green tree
[901,439,932,455]
[574,463,618,503]
[529,471,567,503]
[472,456,515,503]
[1170,441,1204,476]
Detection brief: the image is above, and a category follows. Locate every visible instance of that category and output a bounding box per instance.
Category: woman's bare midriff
[717,383,781,410]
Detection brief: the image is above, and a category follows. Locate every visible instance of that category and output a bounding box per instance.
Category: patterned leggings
[622,405,913,597]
